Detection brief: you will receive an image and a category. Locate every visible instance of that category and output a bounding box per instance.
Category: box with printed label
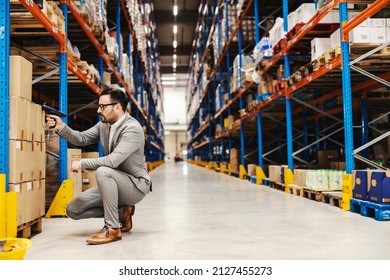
[311,38,331,61]
[9,140,32,183]
[369,18,386,43]
[9,182,27,226]
[30,142,46,180]
[295,3,316,24]
[26,180,45,222]
[68,149,82,197]
[9,96,30,141]
[82,171,97,191]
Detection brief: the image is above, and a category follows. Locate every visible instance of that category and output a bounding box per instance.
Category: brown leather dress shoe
[86,226,122,245]
[120,205,135,232]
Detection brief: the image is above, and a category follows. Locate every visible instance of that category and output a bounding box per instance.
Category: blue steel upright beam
[254,0,263,167]
[283,0,293,170]
[116,0,121,75]
[225,0,232,152]
[303,110,308,161]
[340,3,355,173]
[59,2,68,183]
[98,56,104,157]
[135,53,139,120]
[217,8,225,163]
[127,29,132,111]
[361,92,369,159]
[0,0,10,189]
[238,27,245,167]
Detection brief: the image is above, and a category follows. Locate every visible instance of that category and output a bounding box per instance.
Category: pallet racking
[186,0,390,205]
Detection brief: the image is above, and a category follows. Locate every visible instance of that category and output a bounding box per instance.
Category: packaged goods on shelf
[233,54,256,89]
[253,37,273,64]
[305,169,344,191]
[287,10,296,32]
[295,3,316,25]
[105,32,119,66]
[369,18,387,43]
[268,17,284,50]
[10,55,32,101]
[311,37,331,61]
[387,19,390,42]
[67,149,82,198]
[368,171,390,204]
[230,148,239,173]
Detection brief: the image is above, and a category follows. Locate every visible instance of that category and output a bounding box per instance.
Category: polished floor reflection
[25,162,390,260]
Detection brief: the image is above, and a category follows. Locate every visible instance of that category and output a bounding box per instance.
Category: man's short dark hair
[100,88,129,112]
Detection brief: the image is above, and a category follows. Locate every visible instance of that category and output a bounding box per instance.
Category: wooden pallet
[17,217,43,238]
[350,198,390,221]
[288,184,304,197]
[303,188,323,202]
[270,181,285,191]
[322,191,342,208]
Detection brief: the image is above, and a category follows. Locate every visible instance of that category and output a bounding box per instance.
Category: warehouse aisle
[26,162,390,260]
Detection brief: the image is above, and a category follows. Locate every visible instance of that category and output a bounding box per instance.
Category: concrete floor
[25,162,390,260]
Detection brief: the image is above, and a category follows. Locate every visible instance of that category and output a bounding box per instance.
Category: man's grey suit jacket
[57,113,151,194]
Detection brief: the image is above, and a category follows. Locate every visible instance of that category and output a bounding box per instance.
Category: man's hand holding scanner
[46,114,65,131]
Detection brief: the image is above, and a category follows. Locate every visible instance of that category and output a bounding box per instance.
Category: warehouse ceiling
[153,0,198,75]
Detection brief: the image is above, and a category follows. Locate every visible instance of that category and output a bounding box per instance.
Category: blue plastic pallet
[350,198,390,221]
[250,176,257,184]
[262,178,270,186]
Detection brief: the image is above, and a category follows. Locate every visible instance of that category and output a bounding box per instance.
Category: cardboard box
[30,142,46,180]
[9,96,30,141]
[268,165,282,183]
[82,171,97,191]
[103,71,111,86]
[82,152,99,159]
[10,55,32,101]
[32,103,45,142]
[319,11,339,24]
[45,130,60,154]
[68,149,82,197]
[230,148,239,173]
[227,115,235,130]
[247,164,256,176]
[9,182,27,226]
[9,140,31,183]
[369,18,386,43]
[295,3,316,24]
[294,169,307,188]
[287,11,296,32]
[317,150,338,169]
[29,179,46,221]
[311,37,331,61]
[350,21,370,44]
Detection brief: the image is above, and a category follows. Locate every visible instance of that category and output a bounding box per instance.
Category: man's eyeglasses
[98,103,118,111]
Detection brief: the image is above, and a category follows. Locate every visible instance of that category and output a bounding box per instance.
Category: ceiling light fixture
[173,54,177,60]
[173,25,178,34]
[173,5,178,16]
[173,40,177,48]
[173,62,177,69]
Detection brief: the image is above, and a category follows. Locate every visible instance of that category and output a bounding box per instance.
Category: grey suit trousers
[66,166,146,228]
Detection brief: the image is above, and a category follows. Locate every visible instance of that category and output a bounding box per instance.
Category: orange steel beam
[285,56,342,95]
[67,60,102,95]
[19,0,66,52]
[342,0,390,36]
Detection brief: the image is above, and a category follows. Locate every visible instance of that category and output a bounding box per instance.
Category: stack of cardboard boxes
[8,55,46,226]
